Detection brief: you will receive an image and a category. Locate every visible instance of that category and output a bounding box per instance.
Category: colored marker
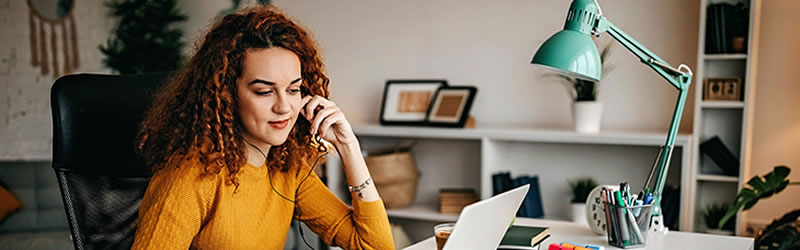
[614,191,631,246]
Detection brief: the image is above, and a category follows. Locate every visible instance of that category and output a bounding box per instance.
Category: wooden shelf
[353,124,691,147]
[386,204,459,222]
[703,54,748,60]
[700,101,745,109]
[697,174,739,183]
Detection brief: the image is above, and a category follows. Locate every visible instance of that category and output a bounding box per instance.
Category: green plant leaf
[763,209,800,234]
[718,166,792,229]
[754,221,800,250]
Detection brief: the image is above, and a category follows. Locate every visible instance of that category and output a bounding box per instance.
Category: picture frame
[425,86,478,128]
[380,79,448,126]
[703,77,741,101]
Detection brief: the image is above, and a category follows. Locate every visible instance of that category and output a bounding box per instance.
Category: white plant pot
[573,101,603,133]
[571,203,587,225]
[705,228,734,236]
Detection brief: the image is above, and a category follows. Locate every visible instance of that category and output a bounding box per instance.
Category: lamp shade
[531,30,601,82]
[531,0,603,82]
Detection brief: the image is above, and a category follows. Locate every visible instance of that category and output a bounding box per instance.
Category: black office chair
[50,73,170,249]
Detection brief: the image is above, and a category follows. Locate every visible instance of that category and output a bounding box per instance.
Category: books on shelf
[439,188,477,214]
[705,3,750,54]
[699,136,740,176]
[498,225,550,250]
[493,172,544,218]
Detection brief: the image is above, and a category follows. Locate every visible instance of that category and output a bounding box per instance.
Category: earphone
[244,138,328,250]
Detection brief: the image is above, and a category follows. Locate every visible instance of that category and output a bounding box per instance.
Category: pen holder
[603,202,654,249]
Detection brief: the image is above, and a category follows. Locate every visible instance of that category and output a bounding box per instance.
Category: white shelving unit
[696,174,740,183]
[691,0,761,235]
[327,124,694,242]
[702,53,748,60]
[700,101,745,109]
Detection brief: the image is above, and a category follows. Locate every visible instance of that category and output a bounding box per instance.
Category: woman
[132,6,393,249]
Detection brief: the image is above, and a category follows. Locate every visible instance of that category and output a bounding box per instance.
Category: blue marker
[633,199,644,217]
[643,193,654,205]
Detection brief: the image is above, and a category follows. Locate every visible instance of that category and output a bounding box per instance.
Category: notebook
[497,225,550,250]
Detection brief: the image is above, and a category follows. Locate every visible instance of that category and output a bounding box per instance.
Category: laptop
[443,184,531,250]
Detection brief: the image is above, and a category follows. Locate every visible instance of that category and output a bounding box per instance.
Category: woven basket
[366,151,420,208]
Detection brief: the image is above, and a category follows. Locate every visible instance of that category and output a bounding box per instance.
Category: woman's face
[236,47,304,147]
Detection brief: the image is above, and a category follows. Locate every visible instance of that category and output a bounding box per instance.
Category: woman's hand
[300,95,357,148]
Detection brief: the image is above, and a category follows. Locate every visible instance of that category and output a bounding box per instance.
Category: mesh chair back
[50,73,170,249]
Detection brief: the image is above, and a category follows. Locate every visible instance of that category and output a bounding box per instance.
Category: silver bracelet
[348,177,372,198]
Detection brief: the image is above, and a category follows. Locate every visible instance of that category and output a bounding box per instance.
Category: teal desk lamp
[532,0,693,232]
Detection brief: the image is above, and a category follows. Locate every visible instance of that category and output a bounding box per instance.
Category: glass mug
[434,222,455,250]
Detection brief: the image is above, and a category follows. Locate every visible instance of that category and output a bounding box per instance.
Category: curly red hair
[137,6,329,190]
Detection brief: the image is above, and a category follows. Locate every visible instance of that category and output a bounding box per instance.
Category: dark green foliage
[719,166,791,229]
[755,209,800,250]
[703,202,735,230]
[99,0,187,74]
[569,177,598,203]
[716,166,800,250]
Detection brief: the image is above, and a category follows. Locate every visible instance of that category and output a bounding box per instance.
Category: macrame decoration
[28,0,79,78]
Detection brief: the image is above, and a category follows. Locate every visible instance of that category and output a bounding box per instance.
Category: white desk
[403,218,753,250]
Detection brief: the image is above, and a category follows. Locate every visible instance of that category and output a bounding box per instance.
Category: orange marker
[560,243,592,250]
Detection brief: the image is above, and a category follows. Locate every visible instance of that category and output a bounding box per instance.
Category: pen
[626,205,645,244]
[633,199,643,217]
[601,189,617,243]
[614,191,630,246]
[624,183,633,205]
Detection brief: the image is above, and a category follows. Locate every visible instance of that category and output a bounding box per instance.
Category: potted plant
[718,166,800,249]
[703,202,735,235]
[568,177,598,224]
[546,41,614,133]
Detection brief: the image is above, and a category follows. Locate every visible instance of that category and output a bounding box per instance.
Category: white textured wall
[272,0,699,132]
[0,0,112,160]
[746,0,800,225]
[1,1,701,160]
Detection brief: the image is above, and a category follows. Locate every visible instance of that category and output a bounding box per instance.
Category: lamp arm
[595,17,693,215]
[595,17,692,90]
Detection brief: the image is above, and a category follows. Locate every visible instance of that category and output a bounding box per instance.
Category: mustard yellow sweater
[132,157,394,249]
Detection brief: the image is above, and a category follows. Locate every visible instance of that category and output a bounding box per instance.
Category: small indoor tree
[99,0,187,74]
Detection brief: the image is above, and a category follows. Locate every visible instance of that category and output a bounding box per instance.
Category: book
[492,172,512,195]
[699,136,739,176]
[440,188,477,213]
[513,176,544,218]
[498,225,550,250]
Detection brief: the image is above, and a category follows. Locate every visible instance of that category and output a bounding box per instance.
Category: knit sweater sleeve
[295,166,394,250]
[131,162,215,250]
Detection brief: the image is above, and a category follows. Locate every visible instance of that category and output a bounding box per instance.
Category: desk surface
[403,218,753,250]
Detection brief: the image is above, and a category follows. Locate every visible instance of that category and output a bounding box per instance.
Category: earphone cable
[244,138,328,250]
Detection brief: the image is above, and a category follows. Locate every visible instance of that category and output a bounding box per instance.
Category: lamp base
[649,214,668,233]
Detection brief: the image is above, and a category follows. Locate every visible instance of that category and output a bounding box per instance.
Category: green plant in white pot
[546,41,614,133]
[569,177,598,224]
[703,202,736,235]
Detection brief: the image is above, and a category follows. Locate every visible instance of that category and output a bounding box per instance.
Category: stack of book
[492,172,544,218]
[498,225,550,250]
[439,188,477,214]
[705,3,750,54]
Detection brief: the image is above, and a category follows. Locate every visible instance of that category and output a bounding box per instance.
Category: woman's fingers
[318,112,344,137]
[311,105,338,135]
[300,95,313,118]
[305,96,329,120]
